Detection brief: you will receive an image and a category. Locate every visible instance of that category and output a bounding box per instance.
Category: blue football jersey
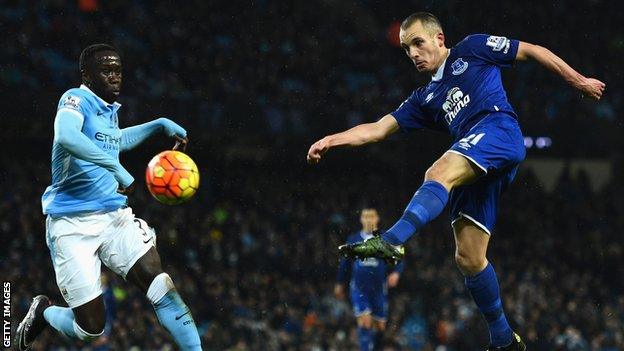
[337,232,403,292]
[392,34,520,140]
[42,85,127,216]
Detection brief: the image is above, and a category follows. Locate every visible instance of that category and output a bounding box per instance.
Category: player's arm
[516,42,605,100]
[334,256,351,300]
[54,109,134,188]
[387,260,404,288]
[120,118,188,152]
[307,114,399,164]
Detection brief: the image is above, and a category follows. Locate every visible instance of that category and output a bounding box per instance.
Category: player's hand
[334,283,345,300]
[307,137,330,164]
[172,135,189,152]
[387,272,400,288]
[117,181,136,194]
[577,77,605,100]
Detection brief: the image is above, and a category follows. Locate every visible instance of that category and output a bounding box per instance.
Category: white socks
[73,321,103,341]
[146,273,175,304]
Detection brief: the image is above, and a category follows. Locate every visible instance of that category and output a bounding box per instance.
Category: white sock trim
[147,272,175,304]
[72,321,103,341]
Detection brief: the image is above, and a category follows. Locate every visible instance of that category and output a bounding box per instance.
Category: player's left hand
[172,135,189,152]
[387,272,400,288]
[578,77,606,100]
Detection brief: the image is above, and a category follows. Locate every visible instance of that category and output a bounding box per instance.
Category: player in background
[308,12,605,351]
[15,44,202,350]
[335,207,402,351]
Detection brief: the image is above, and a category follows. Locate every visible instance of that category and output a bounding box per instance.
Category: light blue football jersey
[42,85,127,216]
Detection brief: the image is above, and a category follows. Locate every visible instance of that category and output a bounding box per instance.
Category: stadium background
[2,0,623,350]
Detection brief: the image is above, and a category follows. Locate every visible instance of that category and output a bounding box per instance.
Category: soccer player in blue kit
[335,208,402,351]
[307,12,605,350]
[15,44,202,350]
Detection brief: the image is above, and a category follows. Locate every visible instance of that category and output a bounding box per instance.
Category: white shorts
[45,207,156,308]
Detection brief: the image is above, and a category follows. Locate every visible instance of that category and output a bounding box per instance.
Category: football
[145,150,200,205]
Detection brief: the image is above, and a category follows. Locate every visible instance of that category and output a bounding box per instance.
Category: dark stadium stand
[2,1,622,350]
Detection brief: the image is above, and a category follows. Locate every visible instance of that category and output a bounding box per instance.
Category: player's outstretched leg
[454,220,525,351]
[381,179,449,245]
[338,179,447,262]
[126,247,202,351]
[340,153,479,261]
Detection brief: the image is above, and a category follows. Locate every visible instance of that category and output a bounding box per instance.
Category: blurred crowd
[4,149,624,350]
[2,0,624,350]
[2,0,623,156]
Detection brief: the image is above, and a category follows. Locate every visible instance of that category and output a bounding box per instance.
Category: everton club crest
[451,58,468,75]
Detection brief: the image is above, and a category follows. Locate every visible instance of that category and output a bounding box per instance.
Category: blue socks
[153,290,202,351]
[43,306,77,339]
[372,330,383,350]
[383,180,449,245]
[357,326,373,351]
[465,263,513,347]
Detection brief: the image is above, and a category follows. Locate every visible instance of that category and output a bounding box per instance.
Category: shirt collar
[360,231,374,241]
[79,84,122,110]
[431,49,451,82]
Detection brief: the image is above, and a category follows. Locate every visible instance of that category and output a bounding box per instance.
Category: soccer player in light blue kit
[308,12,605,350]
[335,207,402,351]
[15,44,202,350]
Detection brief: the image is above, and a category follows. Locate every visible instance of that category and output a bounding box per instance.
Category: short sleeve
[57,90,89,118]
[459,34,519,67]
[390,90,429,133]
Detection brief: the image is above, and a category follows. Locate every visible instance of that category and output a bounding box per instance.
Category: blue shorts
[350,284,388,320]
[448,113,526,234]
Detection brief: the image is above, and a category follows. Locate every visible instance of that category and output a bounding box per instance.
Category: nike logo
[175,309,190,320]
[97,111,105,116]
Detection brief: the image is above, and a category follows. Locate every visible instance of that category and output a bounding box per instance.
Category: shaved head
[401,12,443,36]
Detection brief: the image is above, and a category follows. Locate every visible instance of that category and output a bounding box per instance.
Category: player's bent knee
[424,164,445,184]
[138,247,164,276]
[147,272,176,304]
[357,314,373,328]
[455,252,487,276]
[425,153,481,188]
[73,301,106,337]
[424,159,459,189]
[73,321,104,342]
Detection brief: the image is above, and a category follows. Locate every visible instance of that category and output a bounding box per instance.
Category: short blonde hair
[401,12,443,35]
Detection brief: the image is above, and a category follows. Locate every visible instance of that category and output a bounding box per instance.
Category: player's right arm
[307,115,399,164]
[335,234,357,299]
[308,89,429,164]
[54,109,134,188]
[335,257,351,300]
